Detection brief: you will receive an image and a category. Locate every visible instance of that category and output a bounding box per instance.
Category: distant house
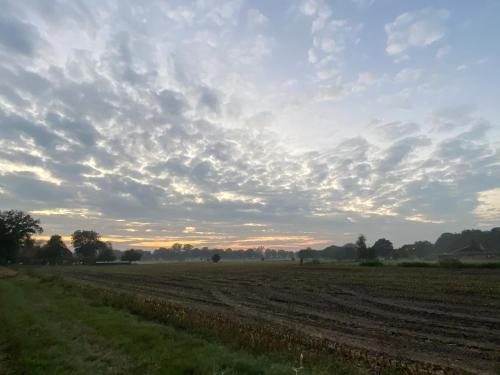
[18,244,74,265]
[446,241,499,259]
[18,245,41,264]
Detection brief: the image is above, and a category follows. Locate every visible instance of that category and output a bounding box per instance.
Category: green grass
[0,274,363,375]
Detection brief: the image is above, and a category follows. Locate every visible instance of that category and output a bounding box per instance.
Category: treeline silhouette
[1,210,499,265]
[124,246,294,262]
[299,229,500,261]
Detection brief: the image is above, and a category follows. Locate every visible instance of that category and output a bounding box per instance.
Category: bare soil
[37,262,500,374]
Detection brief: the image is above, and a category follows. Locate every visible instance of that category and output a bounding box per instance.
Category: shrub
[461,261,500,269]
[438,258,463,268]
[211,253,221,263]
[359,260,384,267]
[397,261,433,268]
[312,258,321,264]
[472,262,500,269]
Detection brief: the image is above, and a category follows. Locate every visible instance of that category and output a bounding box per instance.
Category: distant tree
[434,232,459,254]
[393,244,413,259]
[72,230,106,263]
[0,210,43,264]
[38,235,70,264]
[183,244,193,251]
[297,247,317,265]
[372,238,393,258]
[355,235,368,260]
[413,241,435,258]
[96,242,115,262]
[394,241,436,259]
[322,244,356,260]
[172,243,182,251]
[121,249,143,262]
[211,253,221,263]
[435,228,500,254]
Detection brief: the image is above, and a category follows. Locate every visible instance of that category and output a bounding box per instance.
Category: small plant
[292,353,303,375]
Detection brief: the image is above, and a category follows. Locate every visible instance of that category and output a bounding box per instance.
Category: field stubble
[36,262,500,374]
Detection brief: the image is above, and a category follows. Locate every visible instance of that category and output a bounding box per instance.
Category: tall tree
[372,238,393,258]
[39,235,69,264]
[72,230,105,263]
[355,235,368,260]
[0,210,43,264]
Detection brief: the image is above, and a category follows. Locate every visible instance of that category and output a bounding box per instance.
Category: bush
[397,261,433,268]
[470,262,500,269]
[312,258,321,264]
[359,260,384,267]
[438,257,463,268]
[211,254,221,263]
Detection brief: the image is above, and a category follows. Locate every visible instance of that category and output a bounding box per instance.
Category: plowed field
[39,262,500,374]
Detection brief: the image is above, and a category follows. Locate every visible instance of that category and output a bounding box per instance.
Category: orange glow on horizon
[33,233,327,250]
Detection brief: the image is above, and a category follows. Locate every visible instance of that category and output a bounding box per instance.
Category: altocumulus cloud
[0,0,499,249]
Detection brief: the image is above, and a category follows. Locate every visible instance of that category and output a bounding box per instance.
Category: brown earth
[36,262,500,374]
[0,267,17,278]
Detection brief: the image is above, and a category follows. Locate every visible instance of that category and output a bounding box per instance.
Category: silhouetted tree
[355,235,376,260]
[38,235,69,264]
[413,241,435,258]
[372,238,393,258]
[356,235,367,259]
[172,243,182,251]
[96,242,115,262]
[435,228,500,254]
[121,249,143,262]
[211,253,221,263]
[183,244,193,251]
[322,243,357,260]
[72,230,106,263]
[0,210,43,264]
[393,244,413,259]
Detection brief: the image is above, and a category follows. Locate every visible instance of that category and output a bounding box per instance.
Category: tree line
[298,229,500,261]
[0,210,290,265]
[143,245,294,262]
[1,209,499,265]
[0,210,141,264]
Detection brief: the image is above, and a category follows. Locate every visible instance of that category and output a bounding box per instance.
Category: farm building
[450,241,499,259]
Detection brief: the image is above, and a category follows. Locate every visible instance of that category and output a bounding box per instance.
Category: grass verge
[0,273,364,375]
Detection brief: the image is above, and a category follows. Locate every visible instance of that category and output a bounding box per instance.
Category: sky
[0,0,499,250]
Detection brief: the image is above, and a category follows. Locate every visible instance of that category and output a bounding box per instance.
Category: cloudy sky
[1,0,499,250]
